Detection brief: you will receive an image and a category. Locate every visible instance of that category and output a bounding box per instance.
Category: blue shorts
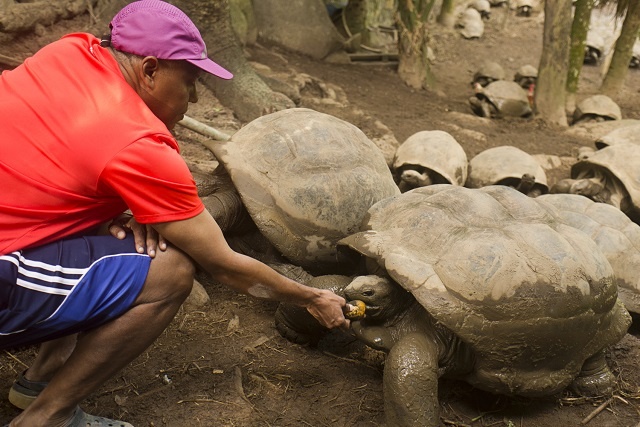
[0,235,150,350]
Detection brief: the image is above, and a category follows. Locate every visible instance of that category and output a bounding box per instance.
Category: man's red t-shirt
[0,33,205,254]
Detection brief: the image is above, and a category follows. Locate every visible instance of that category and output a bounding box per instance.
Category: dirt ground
[2,3,640,427]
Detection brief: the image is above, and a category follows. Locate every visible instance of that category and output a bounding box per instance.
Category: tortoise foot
[570,352,615,397]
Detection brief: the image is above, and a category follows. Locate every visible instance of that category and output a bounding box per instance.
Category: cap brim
[187,58,233,80]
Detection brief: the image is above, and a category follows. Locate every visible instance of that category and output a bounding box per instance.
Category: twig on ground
[580,397,613,425]
[442,419,471,426]
[177,398,230,404]
[3,350,29,369]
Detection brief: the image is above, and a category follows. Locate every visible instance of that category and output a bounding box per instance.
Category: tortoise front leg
[383,332,441,427]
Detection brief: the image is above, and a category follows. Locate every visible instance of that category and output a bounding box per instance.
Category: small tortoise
[595,121,640,149]
[391,130,468,192]
[456,8,484,39]
[466,145,548,196]
[469,80,532,118]
[277,186,631,426]
[538,193,640,314]
[584,31,606,65]
[515,0,534,16]
[206,108,400,273]
[550,143,640,224]
[469,0,491,19]
[572,94,622,125]
[472,60,505,88]
[513,64,538,90]
[630,39,640,68]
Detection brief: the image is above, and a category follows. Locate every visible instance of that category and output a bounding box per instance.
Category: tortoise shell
[595,121,640,149]
[573,95,622,123]
[458,8,484,39]
[338,185,629,395]
[538,193,640,314]
[477,80,532,117]
[571,143,640,222]
[210,108,400,271]
[392,130,468,187]
[466,145,548,193]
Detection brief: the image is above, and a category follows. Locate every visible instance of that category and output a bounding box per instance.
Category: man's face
[141,59,200,129]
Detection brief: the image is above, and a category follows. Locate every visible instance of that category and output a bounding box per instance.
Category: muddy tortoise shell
[538,193,640,314]
[338,185,629,396]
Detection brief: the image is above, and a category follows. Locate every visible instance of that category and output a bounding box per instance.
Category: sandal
[66,407,134,427]
[8,370,48,410]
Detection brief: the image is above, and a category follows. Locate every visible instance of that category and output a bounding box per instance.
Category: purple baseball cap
[109,0,233,79]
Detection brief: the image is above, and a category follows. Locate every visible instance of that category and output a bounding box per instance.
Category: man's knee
[143,246,195,302]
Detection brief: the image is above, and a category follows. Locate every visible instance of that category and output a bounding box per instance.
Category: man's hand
[108,213,167,258]
[306,289,350,330]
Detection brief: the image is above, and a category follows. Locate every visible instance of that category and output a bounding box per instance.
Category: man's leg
[8,335,76,409]
[8,245,195,427]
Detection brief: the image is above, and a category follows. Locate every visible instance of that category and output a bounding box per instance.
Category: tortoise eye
[362,290,374,297]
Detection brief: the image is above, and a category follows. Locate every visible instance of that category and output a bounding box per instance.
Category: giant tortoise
[550,143,640,224]
[515,0,534,16]
[513,64,537,90]
[538,193,640,314]
[572,94,622,125]
[595,122,640,149]
[202,108,400,273]
[276,185,630,427]
[472,60,505,88]
[466,145,548,196]
[456,8,484,39]
[469,80,532,118]
[391,130,468,192]
[584,31,606,65]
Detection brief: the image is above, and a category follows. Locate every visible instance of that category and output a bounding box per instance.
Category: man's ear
[139,56,160,90]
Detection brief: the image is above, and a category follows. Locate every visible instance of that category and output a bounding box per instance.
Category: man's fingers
[145,225,159,257]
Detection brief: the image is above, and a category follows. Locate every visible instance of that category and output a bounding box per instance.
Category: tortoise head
[344,275,413,324]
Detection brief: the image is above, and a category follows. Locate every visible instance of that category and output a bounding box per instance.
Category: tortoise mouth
[362,304,381,317]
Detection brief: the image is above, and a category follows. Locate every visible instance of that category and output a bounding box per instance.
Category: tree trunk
[601,1,640,97]
[535,0,572,127]
[170,0,294,123]
[566,0,594,113]
[397,0,437,90]
[0,0,98,33]
[437,0,457,28]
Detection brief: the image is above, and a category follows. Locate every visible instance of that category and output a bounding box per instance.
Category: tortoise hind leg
[383,332,441,427]
[570,350,615,397]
